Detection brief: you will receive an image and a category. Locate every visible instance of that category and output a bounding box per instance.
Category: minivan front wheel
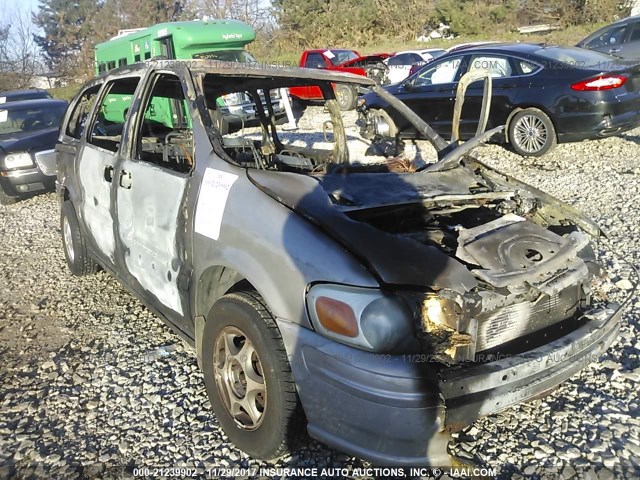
[202,291,304,460]
[508,108,557,157]
[61,201,97,276]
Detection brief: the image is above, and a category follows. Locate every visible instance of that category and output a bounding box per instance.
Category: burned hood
[339,54,391,68]
[246,168,478,293]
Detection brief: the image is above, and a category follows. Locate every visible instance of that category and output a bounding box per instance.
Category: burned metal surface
[246,168,478,293]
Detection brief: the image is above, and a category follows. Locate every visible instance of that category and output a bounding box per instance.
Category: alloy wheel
[512,114,548,154]
[213,326,267,430]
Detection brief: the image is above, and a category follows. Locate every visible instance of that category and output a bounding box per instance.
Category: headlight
[4,152,33,169]
[421,293,464,332]
[306,284,420,353]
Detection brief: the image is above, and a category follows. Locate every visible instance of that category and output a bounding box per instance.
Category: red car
[290,49,390,110]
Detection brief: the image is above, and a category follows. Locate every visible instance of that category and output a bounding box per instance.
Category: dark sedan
[358,43,640,156]
[0,99,68,204]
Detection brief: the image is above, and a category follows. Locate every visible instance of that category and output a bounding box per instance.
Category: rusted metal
[451,69,493,143]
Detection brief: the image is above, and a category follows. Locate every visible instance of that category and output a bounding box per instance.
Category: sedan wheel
[508,108,557,157]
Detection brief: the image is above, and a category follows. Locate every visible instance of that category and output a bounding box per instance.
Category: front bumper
[0,167,54,196]
[277,302,622,466]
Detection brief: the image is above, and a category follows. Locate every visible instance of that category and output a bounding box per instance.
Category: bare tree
[0,7,43,90]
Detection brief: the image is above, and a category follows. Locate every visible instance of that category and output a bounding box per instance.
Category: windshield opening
[0,104,66,136]
[199,73,440,175]
[326,50,359,66]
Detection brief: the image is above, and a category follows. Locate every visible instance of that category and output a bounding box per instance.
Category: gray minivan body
[55,60,624,466]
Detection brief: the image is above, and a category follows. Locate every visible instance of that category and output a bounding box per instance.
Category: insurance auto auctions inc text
[204,466,498,478]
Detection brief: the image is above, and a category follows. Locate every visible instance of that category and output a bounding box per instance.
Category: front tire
[61,200,97,276]
[202,291,304,460]
[508,108,557,157]
[334,84,357,111]
[0,186,17,205]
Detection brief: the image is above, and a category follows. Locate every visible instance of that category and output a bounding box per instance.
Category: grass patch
[48,83,84,101]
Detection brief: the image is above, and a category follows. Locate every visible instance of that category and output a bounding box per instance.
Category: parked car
[57,60,623,466]
[290,49,391,110]
[577,15,640,60]
[385,49,446,84]
[0,98,68,204]
[359,43,640,156]
[0,89,51,104]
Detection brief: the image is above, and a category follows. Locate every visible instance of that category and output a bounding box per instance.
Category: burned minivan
[56,61,625,466]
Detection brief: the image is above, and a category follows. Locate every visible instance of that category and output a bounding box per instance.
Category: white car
[384,49,445,84]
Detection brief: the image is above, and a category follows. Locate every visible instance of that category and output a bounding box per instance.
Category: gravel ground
[1,106,639,479]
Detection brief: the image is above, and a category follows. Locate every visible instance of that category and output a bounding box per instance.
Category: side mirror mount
[403,78,415,91]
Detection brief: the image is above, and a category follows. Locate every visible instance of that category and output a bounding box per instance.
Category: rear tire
[508,108,557,157]
[61,200,97,276]
[202,290,305,460]
[334,84,357,111]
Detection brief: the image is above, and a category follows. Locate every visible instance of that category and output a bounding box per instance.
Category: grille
[34,149,57,176]
[476,287,580,352]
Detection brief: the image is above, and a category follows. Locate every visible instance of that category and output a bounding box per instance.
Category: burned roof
[91,59,376,87]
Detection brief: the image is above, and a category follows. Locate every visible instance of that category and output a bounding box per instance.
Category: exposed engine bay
[327,159,603,362]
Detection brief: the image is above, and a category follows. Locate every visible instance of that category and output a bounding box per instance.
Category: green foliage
[48,82,84,101]
[33,0,101,76]
[33,0,185,80]
[434,0,517,36]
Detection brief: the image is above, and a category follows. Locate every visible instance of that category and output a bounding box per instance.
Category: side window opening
[415,57,462,86]
[305,53,327,69]
[134,73,193,173]
[88,77,140,153]
[630,23,640,42]
[469,56,513,78]
[518,60,540,75]
[586,25,628,49]
[66,85,101,139]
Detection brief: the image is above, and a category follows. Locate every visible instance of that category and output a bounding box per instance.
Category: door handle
[609,47,621,53]
[104,165,114,183]
[119,170,132,189]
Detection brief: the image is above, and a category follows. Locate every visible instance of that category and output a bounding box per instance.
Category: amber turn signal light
[315,296,359,338]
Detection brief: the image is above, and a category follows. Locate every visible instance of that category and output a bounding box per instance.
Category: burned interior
[195,67,614,365]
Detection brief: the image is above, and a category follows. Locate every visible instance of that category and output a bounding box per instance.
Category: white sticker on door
[194,168,238,240]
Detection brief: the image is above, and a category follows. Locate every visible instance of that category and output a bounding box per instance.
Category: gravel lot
[1,107,640,479]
